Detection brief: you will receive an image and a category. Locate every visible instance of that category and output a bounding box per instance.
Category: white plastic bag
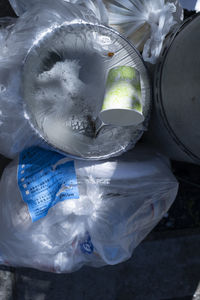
[105,0,183,63]
[0,145,178,273]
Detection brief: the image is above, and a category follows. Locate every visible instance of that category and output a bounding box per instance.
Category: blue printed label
[80,233,94,254]
[18,147,79,222]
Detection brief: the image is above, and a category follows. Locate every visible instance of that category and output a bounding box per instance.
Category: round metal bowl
[23,22,151,160]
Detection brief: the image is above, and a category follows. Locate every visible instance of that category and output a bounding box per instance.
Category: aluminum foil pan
[23,22,151,160]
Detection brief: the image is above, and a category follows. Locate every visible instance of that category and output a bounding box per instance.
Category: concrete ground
[0,229,199,300]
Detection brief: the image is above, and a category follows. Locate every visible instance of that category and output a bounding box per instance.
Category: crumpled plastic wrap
[105,0,183,63]
[9,0,108,24]
[8,0,183,64]
[65,0,109,24]
[0,0,150,160]
[0,145,178,273]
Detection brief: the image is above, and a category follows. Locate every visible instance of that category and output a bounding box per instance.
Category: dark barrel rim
[154,12,200,163]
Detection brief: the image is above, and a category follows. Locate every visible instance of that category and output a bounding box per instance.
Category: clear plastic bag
[0,1,151,160]
[7,0,183,63]
[8,0,108,24]
[0,18,16,44]
[0,2,99,158]
[106,0,183,63]
[0,145,178,273]
[65,0,109,24]
[0,17,38,158]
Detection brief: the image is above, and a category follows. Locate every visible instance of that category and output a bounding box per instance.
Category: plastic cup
[99,66,144,126]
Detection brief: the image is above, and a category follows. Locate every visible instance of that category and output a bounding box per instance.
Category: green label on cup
[102,81,142,112]
[102,66,142,112]
[107,66,137,84]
